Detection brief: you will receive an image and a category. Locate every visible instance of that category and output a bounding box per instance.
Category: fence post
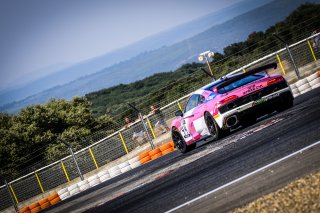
[138,112,155,149]
[286,43,301,78]
[35,172,44,193]
[276,54,286,75]
[61,161,70,182]
[4,180,19,212]
[273,34,300,79]
[119,132,129,154]
[89,148,99,169]
[68,147,84,181]
[146,118,156,139]
[9,184,19,204]
[60,140,84,181]
[307,39,317,61]
[177,101,183,112]
[127,103,155,149]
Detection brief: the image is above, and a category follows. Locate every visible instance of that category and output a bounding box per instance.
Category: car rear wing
[216,63,277,90]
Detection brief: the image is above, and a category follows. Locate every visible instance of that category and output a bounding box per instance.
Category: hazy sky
[0,0,241,88]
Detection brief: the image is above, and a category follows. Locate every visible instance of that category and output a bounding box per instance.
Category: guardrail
[0,32,319,212]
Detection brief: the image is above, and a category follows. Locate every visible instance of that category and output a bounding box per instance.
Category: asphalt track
[45,87,320,213]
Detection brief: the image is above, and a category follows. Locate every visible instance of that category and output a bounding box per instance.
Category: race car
[171,63,294,153]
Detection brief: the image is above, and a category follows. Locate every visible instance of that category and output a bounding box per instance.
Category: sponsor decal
[264,93,280,100]
[252,98,266,106]
[252,92,280,106]
[181,125,191,139]
[243,85,263,96]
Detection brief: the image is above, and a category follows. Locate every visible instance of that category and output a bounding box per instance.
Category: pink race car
[171,63,293,153]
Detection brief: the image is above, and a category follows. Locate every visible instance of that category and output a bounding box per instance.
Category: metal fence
[0,31,319,211]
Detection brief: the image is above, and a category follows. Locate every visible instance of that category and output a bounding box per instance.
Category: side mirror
[175,110,183,117]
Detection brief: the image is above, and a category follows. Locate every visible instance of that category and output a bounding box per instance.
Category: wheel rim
[172,131,184,151]
[206,114,217,137]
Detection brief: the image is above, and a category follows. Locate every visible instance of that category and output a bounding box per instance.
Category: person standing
[123,116,147,146]
[150,105,170,134]
[311,30,319,52]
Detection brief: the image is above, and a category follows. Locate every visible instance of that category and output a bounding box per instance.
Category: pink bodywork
[171,74,284,145]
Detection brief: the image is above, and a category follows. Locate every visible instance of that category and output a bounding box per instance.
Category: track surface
[45,87,320,213]
[168,141,320,213]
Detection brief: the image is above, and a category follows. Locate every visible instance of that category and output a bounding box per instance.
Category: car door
[180,94,200,142]
[192,94,206,134]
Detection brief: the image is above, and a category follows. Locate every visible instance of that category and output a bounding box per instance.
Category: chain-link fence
[1,30,319,211]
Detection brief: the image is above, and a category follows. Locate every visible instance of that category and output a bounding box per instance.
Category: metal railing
[0,31,319,211]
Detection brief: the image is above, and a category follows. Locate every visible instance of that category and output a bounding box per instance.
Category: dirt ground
[231,170,320,213]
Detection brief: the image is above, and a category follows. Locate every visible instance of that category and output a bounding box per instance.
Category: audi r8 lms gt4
[171,63,293,153]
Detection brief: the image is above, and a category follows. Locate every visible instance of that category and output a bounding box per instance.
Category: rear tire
[172,128,196,153]
[204,112,221,140]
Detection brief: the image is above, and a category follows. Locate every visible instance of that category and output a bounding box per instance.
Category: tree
[0,97,116,179]
[223,42,247,57]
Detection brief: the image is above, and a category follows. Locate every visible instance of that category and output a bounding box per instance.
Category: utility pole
[198,51,215,77]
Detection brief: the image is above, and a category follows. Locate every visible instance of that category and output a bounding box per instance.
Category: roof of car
[201,74,240,91]
[193,63,276,96]
[192,76,231,95]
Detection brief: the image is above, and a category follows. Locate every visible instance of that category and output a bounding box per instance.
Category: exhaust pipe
[226,115,238,127]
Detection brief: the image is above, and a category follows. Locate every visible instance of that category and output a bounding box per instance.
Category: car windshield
[218,74,264,94]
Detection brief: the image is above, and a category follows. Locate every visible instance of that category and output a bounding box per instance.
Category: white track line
[165,140,320,213]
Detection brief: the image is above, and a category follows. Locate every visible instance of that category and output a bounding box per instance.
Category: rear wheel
[172,128,196,153]
[204,113,221,140]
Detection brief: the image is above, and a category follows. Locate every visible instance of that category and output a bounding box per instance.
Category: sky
[0,0,241,89]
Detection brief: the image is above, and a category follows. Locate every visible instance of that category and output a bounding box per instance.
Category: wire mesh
[61,157,83,181]
[90,134,127,168]
[10,175,42,203]
[0,187,12,210]
[148,110,171,137]
[121,120,149,150]
[37,163,68,191]
[75,149,97,175]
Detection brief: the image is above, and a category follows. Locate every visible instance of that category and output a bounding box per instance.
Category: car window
[218,74,264,94]
[198,95,205,105]
[184,94,199,113]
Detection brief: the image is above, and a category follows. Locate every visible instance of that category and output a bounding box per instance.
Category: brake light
[217,95,238,106]
[267,76,284,85]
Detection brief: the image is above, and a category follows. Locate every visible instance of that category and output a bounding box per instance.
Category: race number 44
[181,125,191,139]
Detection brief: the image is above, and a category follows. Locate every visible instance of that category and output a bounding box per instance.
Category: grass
[231,170,320,213]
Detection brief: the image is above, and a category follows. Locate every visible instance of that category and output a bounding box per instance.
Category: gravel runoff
[231,170,320,213]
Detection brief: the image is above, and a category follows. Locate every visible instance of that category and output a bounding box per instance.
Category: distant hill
[2,0,319,114]
[0,0,271,106]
